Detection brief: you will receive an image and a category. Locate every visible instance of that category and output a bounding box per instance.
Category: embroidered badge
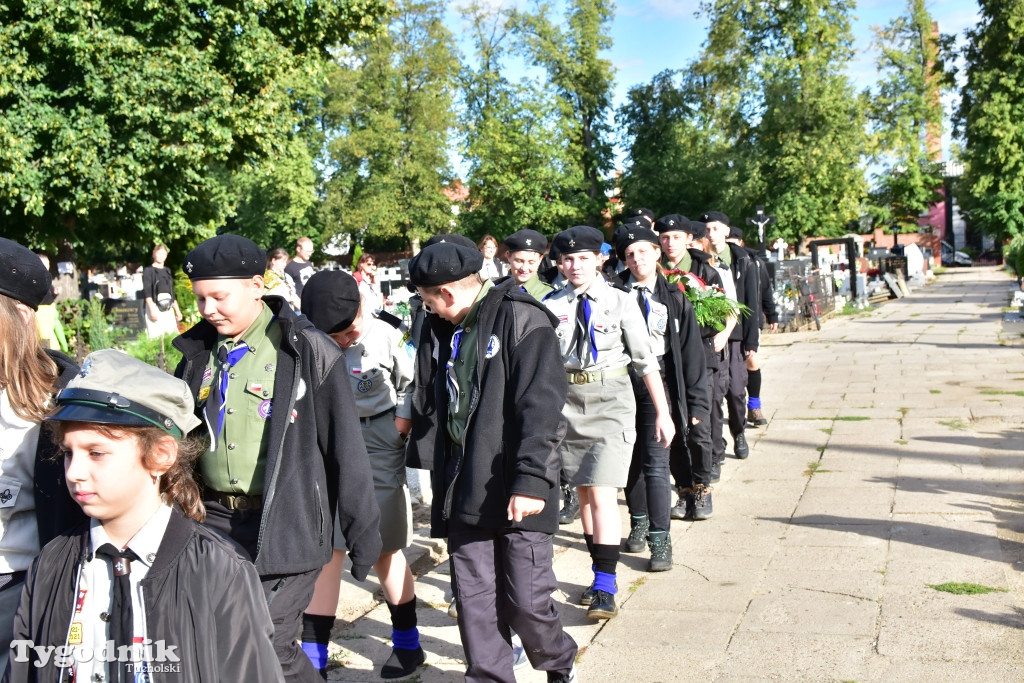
[557,314,569,324]
[199,386,211,401]
[202,367,212,383]
[357,378,373,393]
[75,589,87,613]
[78,359,93,377]
[485,335,500,359]
[290,409,298,423]
[250,382,263,393]
[0,481,21,508]
[258,399,272,419]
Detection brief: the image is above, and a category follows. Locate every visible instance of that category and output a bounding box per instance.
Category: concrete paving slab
[738,586,879,635]
[716,633,881,681]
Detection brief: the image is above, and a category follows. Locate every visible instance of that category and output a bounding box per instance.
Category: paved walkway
[327,266,1024,681]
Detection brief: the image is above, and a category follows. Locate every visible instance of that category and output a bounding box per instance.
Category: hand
[394,416,412,439]
[713,330,728,352]
[507,494,546,522]
[768,322,779,333]
[654,411,676,448]
[148,309,158,322]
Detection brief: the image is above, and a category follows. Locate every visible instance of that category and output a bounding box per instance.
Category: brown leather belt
[209,491,263,511]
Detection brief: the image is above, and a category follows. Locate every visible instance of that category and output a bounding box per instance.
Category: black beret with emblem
[0,237,52,310]
[425,233,477,249]
[614,227,661,261]
[626,207,655,225]
[700,210,730,225]
[301,270,362,335]
[686,219,708,240]
[653,214,690,235]
[408,243,484,287]
[729,225,745,241]
[503,229,548,255]
[551,225,604,256]
[183,234,267,281]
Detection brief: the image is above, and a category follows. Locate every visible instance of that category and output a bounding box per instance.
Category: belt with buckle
[209,491,263,511]
[566,365,630,385]
[360,407,396,425]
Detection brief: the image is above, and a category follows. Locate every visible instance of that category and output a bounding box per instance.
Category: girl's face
[271,255,288,274]
[62,424,165,529]
[481,241,497,259]
[560,251,600,290]
[625,242,661,282]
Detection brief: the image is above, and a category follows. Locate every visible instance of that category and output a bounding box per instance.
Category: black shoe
[709,459,722,483]
[380,646,426,679]
[670,487,691,520]
[586,590,617,619]
[547,666,579,683]
[647,530,673,572]
[692,484,714,520]
[558,485,580,524]
[580,578,616,605]
[734,432,749,459]
[623,515,649,552]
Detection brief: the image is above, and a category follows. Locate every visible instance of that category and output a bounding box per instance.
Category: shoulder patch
[484,334,501,359]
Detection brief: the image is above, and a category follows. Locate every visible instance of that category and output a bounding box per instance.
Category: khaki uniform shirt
[342,314,415,419]
[521,273,554,301]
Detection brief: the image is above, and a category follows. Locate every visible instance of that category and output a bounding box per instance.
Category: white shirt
[0,389,40,573]
[542,274,658,375]
[72,504,172,682]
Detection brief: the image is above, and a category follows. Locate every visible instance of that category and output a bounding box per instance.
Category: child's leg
[377,549,424,679]
[302,550,346,677]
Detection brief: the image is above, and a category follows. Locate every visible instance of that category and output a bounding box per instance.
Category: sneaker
[586,590,617,619]
[709,459,722,483]
[747,407,767,426]
[447,598,458,619]
[734,432,749,459]
[623,515,649,553]
[671,487,692,520]
[511,633,528,670]
[692,483,713,520]
[558,485,580,525]
[547,665,578,683]
[647,530,673,572]
[580,578,616,606]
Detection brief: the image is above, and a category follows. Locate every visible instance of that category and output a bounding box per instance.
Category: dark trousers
[448,517,577,683]
[709,347,730,463]
[669,363,715,488]
[624,367,672,532]
[204,500,324,683]
[725,340,748,437]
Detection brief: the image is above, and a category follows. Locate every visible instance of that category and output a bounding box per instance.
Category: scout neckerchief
[204,342,250,450]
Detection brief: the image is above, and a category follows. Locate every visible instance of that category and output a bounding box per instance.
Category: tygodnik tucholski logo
[10,639,181,671]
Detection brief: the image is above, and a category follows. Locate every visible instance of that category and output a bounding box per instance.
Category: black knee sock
[387,598,420,650]
[584,533,594,559]
[747,368,762,400]
[591,543,620,576]
[301,613,335,671]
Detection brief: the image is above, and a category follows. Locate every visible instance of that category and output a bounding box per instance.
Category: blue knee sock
[748,396,762,410]
[301,642,328,670]
[392,627,420,650]
[593,570,617,594]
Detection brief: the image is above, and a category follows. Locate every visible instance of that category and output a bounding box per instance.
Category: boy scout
[173,234,381,683]
[502,229,552,299]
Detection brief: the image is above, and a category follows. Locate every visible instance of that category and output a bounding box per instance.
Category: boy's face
[192,276,265,339]
[560,251,600,290]
[507,250,542,285]
[706,221,729,253]
[624,242,661,282]
[62,424,164,528]
[658,231,689,264]
[328,308,366,348]
[418,282,476,325]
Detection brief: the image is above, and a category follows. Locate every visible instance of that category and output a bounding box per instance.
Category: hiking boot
[558,485,580,525]
[692,483,714,520]
[580,578,616,605]
[671,486,692,520]
[734,432,749,459]
[586,590,617,619]
[709,459,722,483]
[623,515,649,553]
[747,407,767,426]
[647,530,673,572]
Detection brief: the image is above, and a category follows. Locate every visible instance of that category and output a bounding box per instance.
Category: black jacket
[722,243,760,352]
[746,249,778,327]
[6,508,282,682]
[615,272,711,426]
[172,296,381,578]
[34,351,87,546]
[429,286,567,538]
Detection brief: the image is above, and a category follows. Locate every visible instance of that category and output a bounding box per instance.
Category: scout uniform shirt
[666,250,692,274]
[543,275,658,375]
[342,313,415,420]
[447,280,493,445]
[520,273,553,302]
[71,504,173,682]
[626,275,668,357]
[198,304,280,495]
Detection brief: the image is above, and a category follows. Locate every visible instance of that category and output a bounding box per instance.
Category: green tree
[954,0,1024,239]
[0,0,386,253]
[456,2,580,239]
[509,0,616,226]
[320,0,459,250]
[866,0,944,230]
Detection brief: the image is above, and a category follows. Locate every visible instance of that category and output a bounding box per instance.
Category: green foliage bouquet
[664,269,749,331]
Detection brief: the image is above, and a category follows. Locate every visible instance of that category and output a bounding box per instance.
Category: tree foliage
[954,0,1024,239]
[320,0,459,250]
[0,0,386,253]
[456,2,580,240]
[509,0,616,225]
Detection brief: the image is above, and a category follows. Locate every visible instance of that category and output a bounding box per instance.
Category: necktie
[636,286,651,325]
[570,294,598,364]
[446,326,464,411]
[95,543,139,683]
[204,342,250,449]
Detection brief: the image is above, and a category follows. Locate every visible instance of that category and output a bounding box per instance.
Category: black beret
[552,226,604,256]
[425,233,477,249]
[408,243,484,287]
[0,238,51,309]
[701,210,730,225]
[729,225,744,241]
[687,220,708,240]
[653,214,689,234]
[615,227,661,261]
[301,270,362,335]
[627,207,655,223]
[503,229,548,254]
[184,234,267,281]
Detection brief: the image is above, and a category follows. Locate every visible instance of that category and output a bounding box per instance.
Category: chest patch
[258,399,272,419]
[357,378,373,393]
